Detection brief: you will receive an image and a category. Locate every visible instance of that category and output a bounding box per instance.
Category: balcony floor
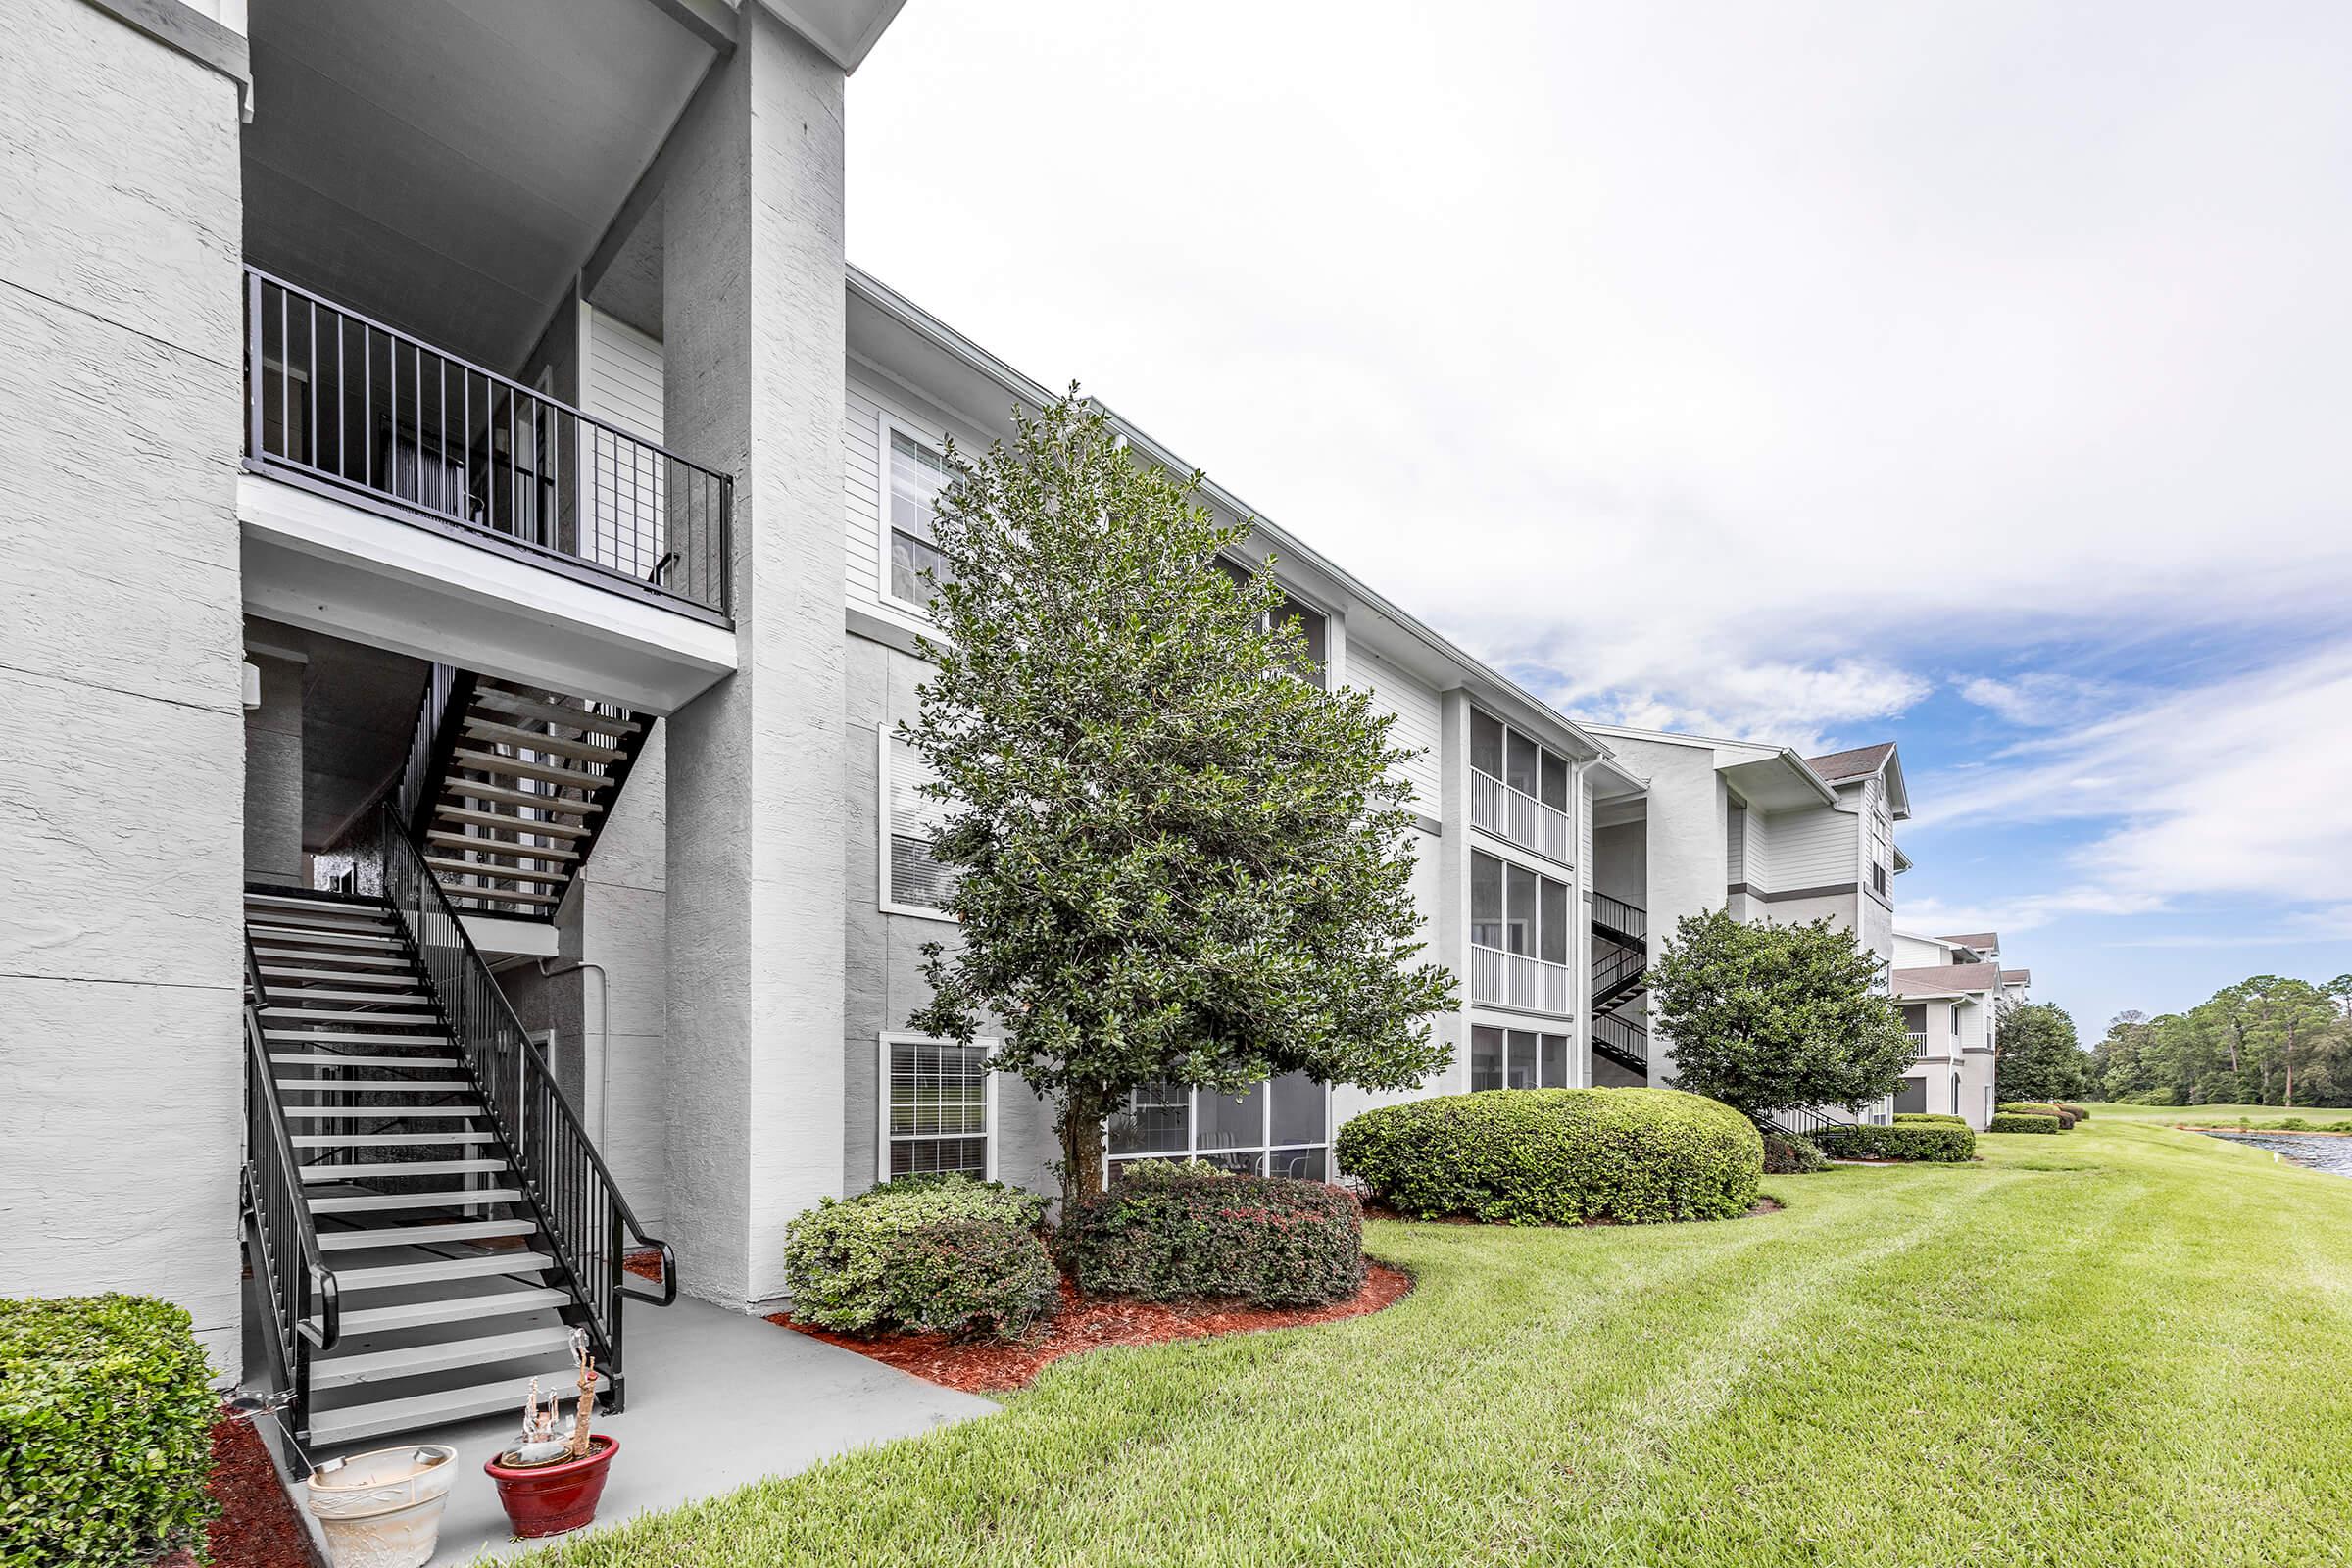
[254,1292,998,1563]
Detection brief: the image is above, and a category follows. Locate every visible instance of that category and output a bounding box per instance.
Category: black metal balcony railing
[243,269,732,622]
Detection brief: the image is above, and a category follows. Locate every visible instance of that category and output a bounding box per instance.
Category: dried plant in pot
[482,1330,618,1539]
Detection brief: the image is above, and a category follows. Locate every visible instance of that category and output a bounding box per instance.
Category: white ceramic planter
[305,1446,458,1568]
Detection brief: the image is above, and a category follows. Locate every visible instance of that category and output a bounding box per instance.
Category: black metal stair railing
[240,935,340,1440]
[1590,1011,1649,1079]
[371,804,675,1410]
[1592,891,1646,950]
[1592,937,1650,1010]
[397,662,478,843]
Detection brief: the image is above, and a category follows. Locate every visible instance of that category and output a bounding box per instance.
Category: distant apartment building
[1892,932,2028,1127]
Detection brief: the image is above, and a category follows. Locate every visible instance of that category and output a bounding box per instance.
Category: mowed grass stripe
[512,1123,2352,1567]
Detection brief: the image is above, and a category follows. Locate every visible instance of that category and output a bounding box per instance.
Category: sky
[845,1,2352,1035]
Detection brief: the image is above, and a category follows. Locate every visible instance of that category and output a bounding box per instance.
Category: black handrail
[370,804,674,1408]
[397,663,477,842]
[243,267,732,620]
[1591,1012,1648,1078]
[240,936,340,1438]
[1592,938,1649,1007]
[1592,891,1646,946]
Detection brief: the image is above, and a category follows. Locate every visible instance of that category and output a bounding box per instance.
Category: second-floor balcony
[238,270,738,712]
[1471,766,1572,861]
[1909,1031,1930,1058]
[1470,942,1573,1015]
[246,270,730,620]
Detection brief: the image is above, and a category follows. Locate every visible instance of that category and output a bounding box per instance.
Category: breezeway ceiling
[241,0,718,372]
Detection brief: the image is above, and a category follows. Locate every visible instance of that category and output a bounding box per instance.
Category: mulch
[192,1405,318,1568]
[622,1247,663,1282]
[769,1262,1414,1394]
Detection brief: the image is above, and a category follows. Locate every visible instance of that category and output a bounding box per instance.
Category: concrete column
[242,649,306,886]
[1436,691,1474,1092]
[0,0,248,1377]
[659,10,848,1309]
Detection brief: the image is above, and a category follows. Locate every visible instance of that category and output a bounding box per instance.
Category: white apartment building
[2,0,1975,1453]
[1892,932,2029,1128]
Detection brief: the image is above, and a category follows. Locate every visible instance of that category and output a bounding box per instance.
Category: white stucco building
[3,0,1986,1452]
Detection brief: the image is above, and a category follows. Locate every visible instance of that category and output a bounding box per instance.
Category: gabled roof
[1806,743,1895,784]
[1892,962,2002,998]
[1940,932,1999,949]
[2001,968,2032,986]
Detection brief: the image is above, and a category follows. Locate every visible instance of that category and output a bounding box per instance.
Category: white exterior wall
[1351,646,1443,814]
[1,0,249,1380]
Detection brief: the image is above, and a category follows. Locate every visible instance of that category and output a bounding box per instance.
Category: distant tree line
[2083,975,2352,1107]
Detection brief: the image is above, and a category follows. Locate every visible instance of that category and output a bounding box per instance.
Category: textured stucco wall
[242,651,304,885]
[660,11,849,1309]
[0,0,247,1379]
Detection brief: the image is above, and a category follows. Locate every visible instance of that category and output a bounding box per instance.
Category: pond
[2198,1129,2352,1177]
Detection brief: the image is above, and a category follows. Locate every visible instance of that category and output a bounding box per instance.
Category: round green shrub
[1988,1113,2063,1134]
[1763,1132,1827,1174]
[784,1173,1055,1342]
[1055,1161,1365,1306]
[1811,1121,1977,1162]
[0,1294,218,1568]
[2058,1102,2088,1121]
[1335,1088,1762,1224]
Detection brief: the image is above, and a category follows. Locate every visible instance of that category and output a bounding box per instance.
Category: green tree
[903,390,1455,1204]
[1994,1001,2087,1102]
[1647,909,1913,1125]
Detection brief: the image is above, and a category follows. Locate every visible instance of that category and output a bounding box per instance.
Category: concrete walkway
[277,1294,996,1565]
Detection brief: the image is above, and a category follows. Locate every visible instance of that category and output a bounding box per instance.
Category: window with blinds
[884,733,956,913]
[885,1036,989,1178]
[888,429,956,607]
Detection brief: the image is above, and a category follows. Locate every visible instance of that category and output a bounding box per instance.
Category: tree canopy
[1647,909,1914,1124]
[903,389,1456,1202]
[1993,1002,2088,1102]
[2090,975,2352,1105]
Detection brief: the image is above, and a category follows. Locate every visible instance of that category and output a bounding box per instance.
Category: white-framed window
[1949,1003,1965,1043]
[1469,1024,1571,1090]
[878,728,956,920]
[1105,1072,1332,1182]
[1869,806,1892,898]
[882,421,957,613]
[879,1033,996,1182]
[1214,556,1330,688]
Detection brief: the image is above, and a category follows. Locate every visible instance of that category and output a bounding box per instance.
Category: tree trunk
[1058,1096,1107,1206]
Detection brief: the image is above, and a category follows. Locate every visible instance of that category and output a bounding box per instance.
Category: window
[1469,1024,1571,1090]
[1216,557,1329,686]
[880,731,956,917]
[1869,806,1892,898]
[1469,849,1575,1014]
[1468,710,1574,861]
[1949,1004,1965,1044]
[888,428,956,607]
[882,1035,992,1180]
[1106,1071,1331,1181]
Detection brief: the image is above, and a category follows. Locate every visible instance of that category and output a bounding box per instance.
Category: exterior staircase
[241,869,671,1445]
[1590,1012,1649,1081]
[396,665,650,922]
[1590,892,1650,1013]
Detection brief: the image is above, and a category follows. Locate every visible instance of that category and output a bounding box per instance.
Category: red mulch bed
[622,1248,663,1283]
[194,1405,318,1568]
[770,1262,1414,1394]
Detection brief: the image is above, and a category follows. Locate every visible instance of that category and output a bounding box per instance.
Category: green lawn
[520,1123,2352,1566]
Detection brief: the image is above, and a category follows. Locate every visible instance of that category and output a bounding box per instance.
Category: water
[2198,1130,2352,1177]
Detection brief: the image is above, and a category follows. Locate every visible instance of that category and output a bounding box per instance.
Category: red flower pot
[483,1434,617,1538]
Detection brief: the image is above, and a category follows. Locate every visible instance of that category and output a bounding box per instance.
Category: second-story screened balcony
[1470,710,1572,862]
[1469,849,1575,1015]
[244,270,731,623]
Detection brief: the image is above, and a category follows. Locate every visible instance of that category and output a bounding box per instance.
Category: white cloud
[1913,640,2352,914]
[1956,673,2128,729]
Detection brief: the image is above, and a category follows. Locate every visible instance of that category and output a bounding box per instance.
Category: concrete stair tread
[264,1030,449,1046]
[246,925,402,949]
[309,1188,523,1214]
[294,1132,494,1149]
[332,1251,557,1290]
[302,1157,505,1180]
[333,1286,571,1337]
[312,1326,581,1390]
[261,988,431,1005]
[278,1080,475,1094]
[309,1365,607,1446]
[259,966,418,986]
[261,1008,440,1025]
[318,1219,536,1250]
[272,1054,462,1070]
[281,1104,482,1119]
[467,689,642,736]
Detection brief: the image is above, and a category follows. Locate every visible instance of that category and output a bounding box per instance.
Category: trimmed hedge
[1894,1112,1968,1126]
[1989,1113,2063,1135]
[784,1173,1056,1342]
[1055,1161,1364,1307]
[0,1295,218,1568]
[1810,1121,1977,1162]
[1763,1132,1827,1174]
[2000,1102,2077,1129]
[2059,1103,2088,1121]
[1335,1088,1762,1224]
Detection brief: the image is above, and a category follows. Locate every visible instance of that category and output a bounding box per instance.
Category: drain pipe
[536,958,610,1150]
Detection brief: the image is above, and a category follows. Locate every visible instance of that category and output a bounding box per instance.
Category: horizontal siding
[1347,647,1442,813]
[583,308,663,443]
[581,310,666,581]
[844,363,992,625]
[1760,804,1854,890]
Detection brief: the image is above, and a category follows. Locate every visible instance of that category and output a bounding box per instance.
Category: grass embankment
[2082,1101,2352,1130]
[517,1122,2352,1567]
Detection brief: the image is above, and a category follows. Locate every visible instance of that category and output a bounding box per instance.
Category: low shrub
[1763,1132,1827,1174]
[1988,1113,2062,1135]
[1055,1161,1364,1306]
[784,1173,1055,1342]
[2000,1102,2077,1129]
[2059,1103,2088,1121]
[1335,1088,1762,1224]
[1894,1112,1968,1126]
[0,1294,218,1568]
[1810,1121,1977,1162]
